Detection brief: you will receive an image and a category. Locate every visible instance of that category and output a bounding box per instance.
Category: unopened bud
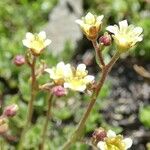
[99,33,111,46]
[51,86,67,97]
[13,55,25,66]
[92,128,107,145]
[3,104,18,117]
[0,117,8,134]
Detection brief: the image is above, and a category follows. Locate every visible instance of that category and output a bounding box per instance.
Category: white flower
[45,62,94,92]
[106,20,143,52]
[97,141,107,150]
[64,75,94,92]
[64,64,94,92]
[76,64,88,77]
[45,61,73,84]
[123,138,133,149]
[22,31,51,55]
[97,130,133,150]
[107,129,117,138]
[76,12,104,40]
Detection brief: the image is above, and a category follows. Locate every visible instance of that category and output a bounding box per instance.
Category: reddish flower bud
[3,104,18,117]
[92,128,107,145]
[0,117,8,134]
[99,33,111,46]
[13,55,25,66]
[51,86,67,97]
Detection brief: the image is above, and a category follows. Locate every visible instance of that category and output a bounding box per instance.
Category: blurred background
[0,0,150,149]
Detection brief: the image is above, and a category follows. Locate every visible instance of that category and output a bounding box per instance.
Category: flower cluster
[45,62,94,92]
[76,13,143,53]
[95,129,133,150]
[18,12,144,149]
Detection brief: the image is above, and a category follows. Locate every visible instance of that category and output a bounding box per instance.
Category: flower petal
[107,130,116,138]
[85,12,95,24]
[76,85,86,92]
[119,20,128,32]
[26,32,34,40]
[38,31,46,40]
[44,39,51,46]
[97,15,104,23]
[22,39,31,48]
[44,68,52,74]
[75,19,84,26]
[106,25,119,34]
[77,64,86,72]
[123,138,133,149]
[84,75,94,83]
[97,141,106,150]
[44,68,56,79]
[137,35,143,42]
[64,82,69,88]
[64,64,73,78]
[133,27,143,35]
[57,61,65,69]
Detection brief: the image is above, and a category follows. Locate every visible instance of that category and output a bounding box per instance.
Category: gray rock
[44,0,83,56]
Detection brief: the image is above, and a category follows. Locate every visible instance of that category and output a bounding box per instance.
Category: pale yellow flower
[45,63,94,92]
[97,130,133,150]
[64,64,94,92]
[45,61,73,85]
[106,20,143,53]
[76,12,104,40]
[22,31,51,55]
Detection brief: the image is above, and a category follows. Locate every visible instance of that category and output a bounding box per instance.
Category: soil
[73,39,150,150]
[105,58,150,150]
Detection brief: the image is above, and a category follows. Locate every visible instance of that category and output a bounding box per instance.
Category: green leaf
[53,107,73,120]
[139,105,150,128]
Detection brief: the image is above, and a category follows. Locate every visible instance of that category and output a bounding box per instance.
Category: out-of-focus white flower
[22,31,51,55]
[45,63,94,92]
[45,61,73,85]
[106,20,143,52]
[76,12,104,40]
[97,130,133,150]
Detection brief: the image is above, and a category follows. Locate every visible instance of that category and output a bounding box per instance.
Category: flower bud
[51,86,67,97]
[13,55,25,66]
[0,117,8,134]
[92,128,107,145]
[99,33,111,46]
[3,104,18,117]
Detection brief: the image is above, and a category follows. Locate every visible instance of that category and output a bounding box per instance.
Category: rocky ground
[105,58,150,150]
[73,38,150,149]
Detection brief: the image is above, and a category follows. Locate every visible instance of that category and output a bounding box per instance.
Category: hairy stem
[92,40,105,67]
[39,94,53,150]
[0,138,4,150]
[18,56,36,149]
[27,56,36,125]
[62,52,119,150]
